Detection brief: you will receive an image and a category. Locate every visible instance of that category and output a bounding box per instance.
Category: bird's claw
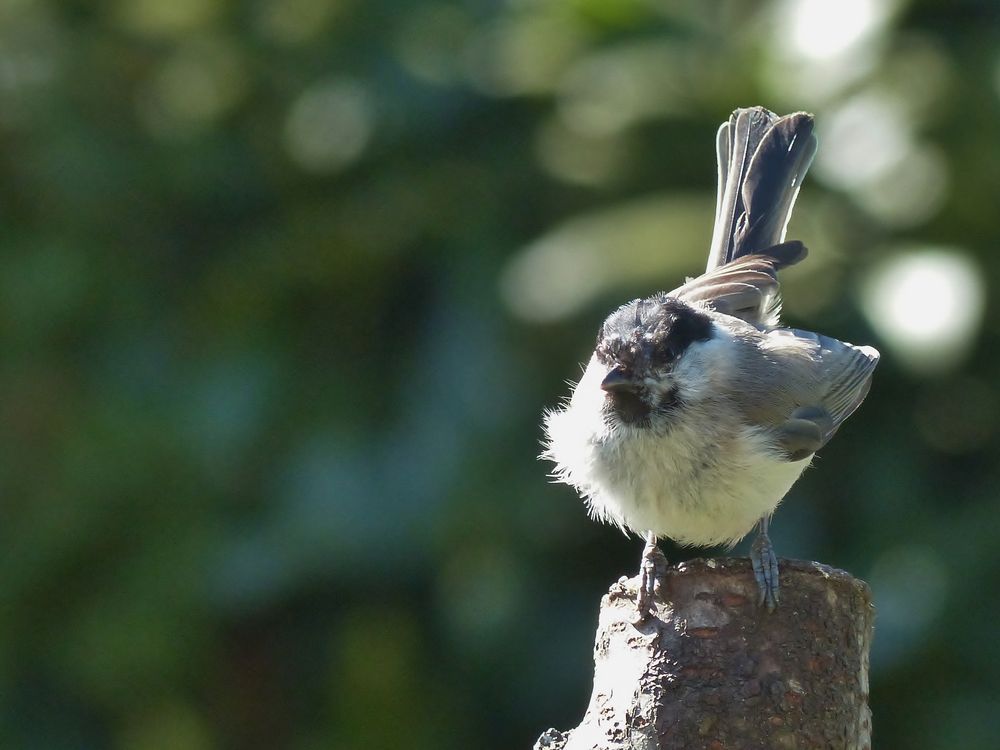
[750,523,780,611]
[634,534,667,623]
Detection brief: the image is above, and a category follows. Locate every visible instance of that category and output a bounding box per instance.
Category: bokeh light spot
[463,14,589,96]
[111,0,220,37]
[534,115,629,186]
[856,143,949,228]
[766,0,900,103]
[786,0,886,61]
[138,37,248,137]
[394,3,472,85]
[815,93,911,189]
[555,41,687,137]
[284,78,373,173]
[500,195,713,322]
[860,249,985,374]
[253,0,347,46]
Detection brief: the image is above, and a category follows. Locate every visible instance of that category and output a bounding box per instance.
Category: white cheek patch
[671,330,734,402]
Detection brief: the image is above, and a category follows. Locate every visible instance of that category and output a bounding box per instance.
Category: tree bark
[535,558,874,750]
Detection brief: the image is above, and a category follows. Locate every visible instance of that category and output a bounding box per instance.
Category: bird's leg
[635,530,667,622]
[750,516,780,611]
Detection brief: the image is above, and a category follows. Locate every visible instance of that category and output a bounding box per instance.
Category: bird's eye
[657,340,684,364]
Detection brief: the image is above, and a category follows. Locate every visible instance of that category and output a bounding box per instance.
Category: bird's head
[594,296,714,426]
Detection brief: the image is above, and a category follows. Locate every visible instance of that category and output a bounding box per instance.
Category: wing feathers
[763,330,880,456]
[671,241,807,327]
[818,341,880,431]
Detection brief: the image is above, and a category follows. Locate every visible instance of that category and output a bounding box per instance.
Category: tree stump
[535,558,874,750]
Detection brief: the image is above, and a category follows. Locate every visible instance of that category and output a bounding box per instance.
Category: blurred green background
[1,0,998,748]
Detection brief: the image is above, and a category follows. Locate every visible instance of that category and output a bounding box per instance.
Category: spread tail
[707,107,818,272]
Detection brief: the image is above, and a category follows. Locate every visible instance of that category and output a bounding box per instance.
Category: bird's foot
[750,519,779,611]
[634,532,667,623]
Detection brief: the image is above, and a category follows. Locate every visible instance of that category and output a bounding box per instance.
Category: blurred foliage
[0,0,998,748]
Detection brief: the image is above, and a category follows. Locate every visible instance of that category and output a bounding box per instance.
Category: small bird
[542,107,879,617]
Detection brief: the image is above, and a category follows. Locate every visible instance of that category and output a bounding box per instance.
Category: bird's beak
[600,367,636,393]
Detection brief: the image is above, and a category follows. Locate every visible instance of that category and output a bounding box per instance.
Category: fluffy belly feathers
[544,393,811,547]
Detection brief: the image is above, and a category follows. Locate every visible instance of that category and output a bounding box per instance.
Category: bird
[541,106,879,618]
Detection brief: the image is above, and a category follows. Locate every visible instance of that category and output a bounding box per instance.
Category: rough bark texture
[535,558,873,750]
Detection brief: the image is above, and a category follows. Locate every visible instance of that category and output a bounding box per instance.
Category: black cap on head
[596,297,712,373]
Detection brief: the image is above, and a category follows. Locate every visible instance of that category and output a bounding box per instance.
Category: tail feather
[707,107,818,272]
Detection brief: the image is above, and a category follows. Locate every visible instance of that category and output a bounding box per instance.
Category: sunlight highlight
[788,0,882,60]
[860,249,984,373]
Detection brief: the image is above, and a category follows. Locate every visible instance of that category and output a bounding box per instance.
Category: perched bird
[542,107,879,617]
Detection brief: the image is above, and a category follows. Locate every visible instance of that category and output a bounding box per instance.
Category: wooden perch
[535,558,874,750]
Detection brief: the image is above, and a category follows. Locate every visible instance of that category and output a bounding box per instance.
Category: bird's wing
[707,108,818,272]
[670,241,806,328]
[737,329,880,460]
